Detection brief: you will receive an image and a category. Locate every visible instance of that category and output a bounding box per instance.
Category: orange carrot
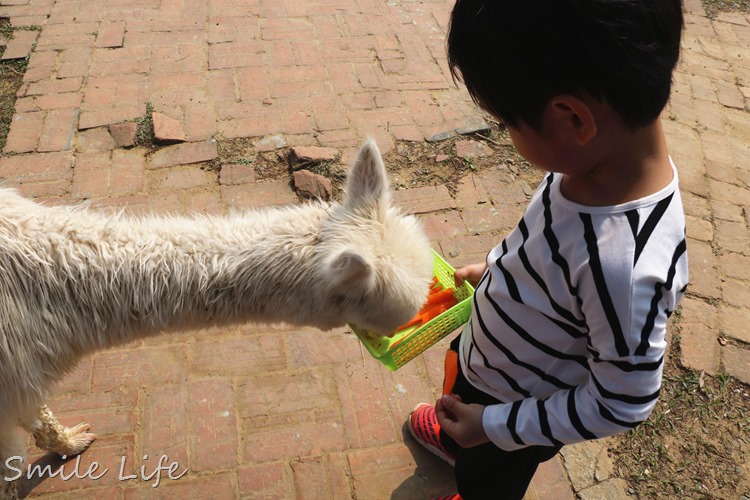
[399,313,423,330]
[394,284,457,333]
[420,305,446,323]
[425,288,455,305]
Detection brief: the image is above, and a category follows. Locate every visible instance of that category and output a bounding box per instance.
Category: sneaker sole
[408,404,456,467]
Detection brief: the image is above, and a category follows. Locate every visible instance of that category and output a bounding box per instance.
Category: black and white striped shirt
[460,167,688,451]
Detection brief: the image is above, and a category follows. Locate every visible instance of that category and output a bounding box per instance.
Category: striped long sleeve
[460,168,688,451]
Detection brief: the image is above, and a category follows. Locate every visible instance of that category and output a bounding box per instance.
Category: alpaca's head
[317,139,433,337]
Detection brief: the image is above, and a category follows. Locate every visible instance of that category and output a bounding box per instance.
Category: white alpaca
[0,140,433,498]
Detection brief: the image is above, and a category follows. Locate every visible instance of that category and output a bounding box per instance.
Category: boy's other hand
[453,263,488,288]
[435,394,490,448]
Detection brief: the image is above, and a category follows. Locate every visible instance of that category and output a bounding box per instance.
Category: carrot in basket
[426,288,456,306]
[420,304,446,323]
[395,289,458,333]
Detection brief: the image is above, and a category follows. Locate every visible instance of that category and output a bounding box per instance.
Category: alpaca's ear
[344,139,390,208]
[329,251,373,290]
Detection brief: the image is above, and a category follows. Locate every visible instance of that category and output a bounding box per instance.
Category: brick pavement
[0,0,748,498]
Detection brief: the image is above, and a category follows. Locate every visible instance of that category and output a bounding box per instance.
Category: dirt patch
[212,123,538,201]
[0,18,29,152]
[702,0,750,18]
[610,326,750,498]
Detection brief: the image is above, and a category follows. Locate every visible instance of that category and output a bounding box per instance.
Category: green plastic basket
[351,250,474,371]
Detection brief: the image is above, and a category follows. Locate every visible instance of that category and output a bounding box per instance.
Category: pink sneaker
[408,403,456,466]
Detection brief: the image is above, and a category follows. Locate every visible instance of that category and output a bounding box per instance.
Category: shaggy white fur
[0,139,433,498]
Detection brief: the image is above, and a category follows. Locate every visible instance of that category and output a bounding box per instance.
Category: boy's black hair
[447,0,684,131]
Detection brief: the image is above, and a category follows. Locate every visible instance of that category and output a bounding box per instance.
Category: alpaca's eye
[333,294,346,305]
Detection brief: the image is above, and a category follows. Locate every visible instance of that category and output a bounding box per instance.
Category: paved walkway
[0,0,748,498]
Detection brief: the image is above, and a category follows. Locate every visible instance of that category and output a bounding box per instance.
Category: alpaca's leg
[0,422,24,500]
[20,406,96,457]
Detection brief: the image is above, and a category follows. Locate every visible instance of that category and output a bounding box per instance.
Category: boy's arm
[437,347,666,450]
[447,253,686,451]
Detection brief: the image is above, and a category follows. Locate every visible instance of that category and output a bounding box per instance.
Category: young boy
[407,1,689,499]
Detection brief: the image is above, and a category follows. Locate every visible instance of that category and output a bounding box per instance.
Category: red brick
[38,108,78,152]
[89,58,150,78]
[1,29,38,60]
[124,472,233,498]
[334,359,397,448]
[392,185,456,215]
[462,204,525,235]
[270,80,329,100]
[316,129,359,148]
[290,457,330,498]
[390,124,423,142]
[47,388,139,437]
[294,40,323,66]
[149,73,207,107]
[35,93,82,110]
[74,126,115,153]
[723,344,750,385]
[109,122,138,148]
[237,462,290,499]
[220,179,297,209]
[219,164,255,185]
[92,346,189,391]
[149,165,210,191]
[14,179,71,199]
[348,443,455,499]
[324,453,355,499]
[148,190,184,214]
[96,21,126,48]
[188,378,239,472]
[78,105,146,130]
[310,96,350,131]
[57,46,92,79]
[438,233,501,269]
[0,151,74,183]
[148,141,218,169]
[285,327,362,369]
[340,93,376,111]
[72,151,111,199]
[26,77,83,96]
[184,103,217,142]
[242,421,347,463]
[111,149,145,196]
[141,384,189,469]
[152,112,186,143]
[217,113,284,138]
[208,69,239,102]
[22,50,58,83]
[237,68,270,101]
[291,145,338,162]
[208,40,264,69]
[186,189,225,215]
[190,333,287,376]
[237,369,340,427]
[3,111,44,153]
[260,17,314,42]
[327,63,360,93]
[530,456,577,499]
[52,356,93,396]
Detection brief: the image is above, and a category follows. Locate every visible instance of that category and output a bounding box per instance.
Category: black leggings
[440,336,561,500]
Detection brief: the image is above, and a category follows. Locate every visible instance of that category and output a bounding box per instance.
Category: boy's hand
[435,394,490,448]
[453,263,488,288]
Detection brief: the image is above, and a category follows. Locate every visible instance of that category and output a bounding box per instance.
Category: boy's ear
[549,95,597,146]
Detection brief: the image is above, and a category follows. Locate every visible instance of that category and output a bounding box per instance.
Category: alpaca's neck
[17,203,331,352]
